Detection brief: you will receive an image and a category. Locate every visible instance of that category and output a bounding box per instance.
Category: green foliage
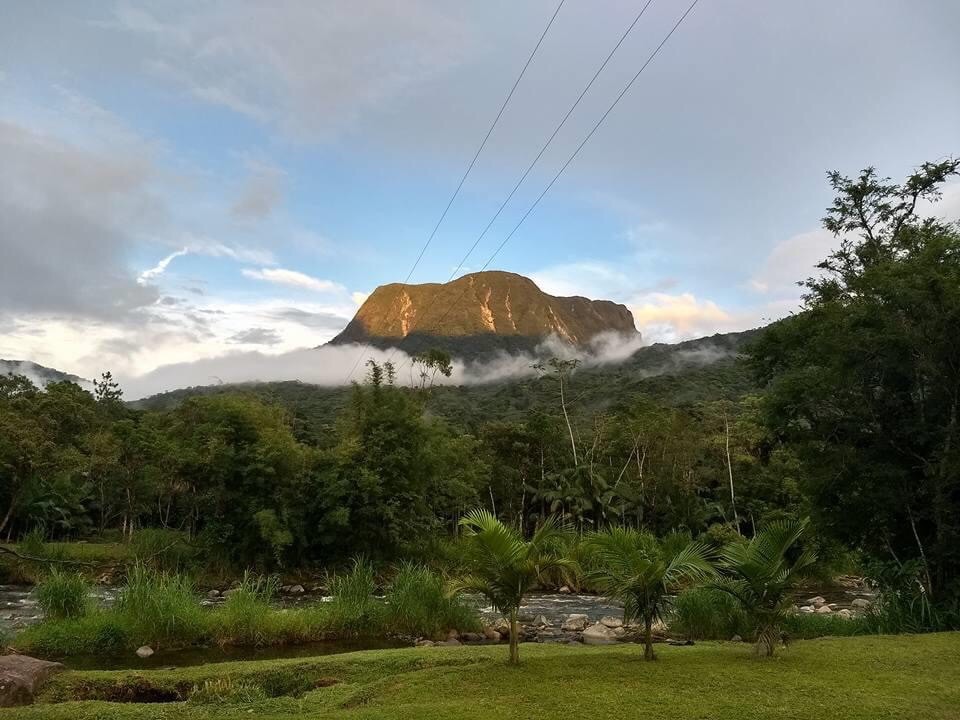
[714,518,817,656]
[585,528,714,659]
[129,528,196,573]
[115,564,208,648]
[188,677,268,705]
[214,572,280,646]
[384,562,479,638]
[326,557,384,634]
[34,569,91,620]
[670,587,749,640]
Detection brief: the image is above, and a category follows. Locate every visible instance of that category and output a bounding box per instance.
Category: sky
[1,0,959,397]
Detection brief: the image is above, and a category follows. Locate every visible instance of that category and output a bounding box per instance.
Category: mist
[119,331,650,400]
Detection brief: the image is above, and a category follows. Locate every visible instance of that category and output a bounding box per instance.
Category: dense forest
[2,159,959,614]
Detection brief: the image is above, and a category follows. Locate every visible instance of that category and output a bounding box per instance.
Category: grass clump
[670,587,750,640]
[115,563,208,648]
[129,528,196,573]
[187,677,268,705]
[384,562,480,638]
[326,557,385,635]
[34,569,92,620]
[213,572,281,646]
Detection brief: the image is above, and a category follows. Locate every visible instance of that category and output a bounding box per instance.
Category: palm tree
[585,528,714,660]
[457,508,570,665]
[715,517,816,657]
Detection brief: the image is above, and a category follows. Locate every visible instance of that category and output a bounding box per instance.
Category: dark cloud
[227,327,283,346]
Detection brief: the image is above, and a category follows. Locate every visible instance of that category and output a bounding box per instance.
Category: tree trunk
[0,499,15,535]
[559,375,578,466]
[643,615,655,661]
[724,413,740,532]
[509,608,520,665]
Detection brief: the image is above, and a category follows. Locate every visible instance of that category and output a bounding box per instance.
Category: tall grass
[35,569,91,620]
[115,564,208,648]
[326,557,385,634]
[669,587,750,640]
[213,572,280,646]
[129,528,196,573]
[385,562,480,638]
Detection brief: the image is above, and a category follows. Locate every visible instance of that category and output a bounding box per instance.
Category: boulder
[136,645,155,658]
[798,605,815,613]
[483,627,502,642]
[415,639,435,648]
[222,588,241,598]
[730,634,743,643]
[806,596,827,608]
[815,605,833,614]
[561,614,589,632]
[0,655,65,707]
[558,586,573,595]
[532,614,551,627]
[446,629,460,641]
[600,616,623,629]
[837,609,853,619]
[206,589,221,599]
[287,584,306,595]
[582,623,618,645]
[441,638,461,646]
[492,618,511,636]
[460,632,483,642]
[851,598,872,609]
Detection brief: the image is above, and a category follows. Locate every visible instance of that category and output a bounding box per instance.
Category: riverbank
[6,633,960,719]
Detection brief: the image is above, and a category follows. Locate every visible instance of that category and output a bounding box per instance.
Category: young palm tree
[715,517,816,657]
[585,528,714,660]
[457,508,570,665]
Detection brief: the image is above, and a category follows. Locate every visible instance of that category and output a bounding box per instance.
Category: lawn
[6,633,960,719]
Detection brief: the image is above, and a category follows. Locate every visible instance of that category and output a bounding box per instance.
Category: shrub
[670,587,749,640]
[129,528,196,573]
[35,569,91,620]
[116,564,208,648]
[15,528,68,581]
[385,562,480,638]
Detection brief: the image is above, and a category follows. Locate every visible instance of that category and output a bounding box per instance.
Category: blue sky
[1,0,959,394]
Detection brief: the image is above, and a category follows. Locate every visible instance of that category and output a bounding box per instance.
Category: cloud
[351,291,370,306]
[748,229,836,297]
[139,248,189,284]
[232,160,284,219]
[228,328,282,346]
[242,267,345,293]
[629,293,736,344]
[106,1,476,141]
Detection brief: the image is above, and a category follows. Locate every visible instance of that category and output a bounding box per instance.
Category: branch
[0,545,96,567]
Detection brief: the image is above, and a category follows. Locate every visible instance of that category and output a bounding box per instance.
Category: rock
[799,605,815,613]
[582,623,618,645]
[815,605,833,614]
[446,629,460,640]
[441,638,461,646]
[668,639,695,646]
[287,584,305,595]
[851,598,872,609]
[483,627,502,642]
[561,614,589,632]
[612,626,627,639]
[136,645,155,658]
[837,609,853,619]
[460,632,483,642]
[222,588,241,598]
[206,589,221,599]
[806,596,827,608]
[600,615,623,629]
[533,614,551,627]
[730,634,743,643]
[558,586,572,595]
[415,639,435,647]
[0,655,65,707]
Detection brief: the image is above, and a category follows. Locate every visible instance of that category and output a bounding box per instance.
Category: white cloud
[138,248,189,284]
[242,268,345,293]
[351,291,370,306]
[629,292,735,344]
[748,228,836,297]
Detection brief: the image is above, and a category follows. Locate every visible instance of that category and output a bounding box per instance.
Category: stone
[287,584,306,595]
[815,605,833,614]
[612,626,627,639]
[600,615,623,629]
[447,629,460,640]
[136,645,155,658]
[483,627,502,642]
[415,639,435,647]
[837,609,853,619]
[582,623,618,645]
[851,598,872,609]
[558,586,572,595]
[441,638,461,646]
[806,596,827,608]
[561,614,589,632]
[460,632,483,642]
[206,589,221,599]
[222,588,241,598]
[730,634,743,643]
[799,605,815,613]
[533,614,551,627]
[0,655,65,707]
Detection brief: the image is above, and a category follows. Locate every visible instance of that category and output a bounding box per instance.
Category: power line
[383,0,658,368]
[393,0,702,377]
[343,0,566,383]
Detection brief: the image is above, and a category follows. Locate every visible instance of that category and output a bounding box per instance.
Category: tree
[533,358,581,466]
[715,518,816,656]
[751,158,960,601]
[410,349,453,391]
[457,508,570,665]
[585,528,714,659]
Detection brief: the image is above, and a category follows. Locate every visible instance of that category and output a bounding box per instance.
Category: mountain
[329,270,637,355]
[0,359,91,389]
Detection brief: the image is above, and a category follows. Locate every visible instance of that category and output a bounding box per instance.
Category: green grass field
[7,633,960,719]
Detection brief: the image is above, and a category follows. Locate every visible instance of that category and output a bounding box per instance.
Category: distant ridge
[0,359,91,389]
[329,270,637,356]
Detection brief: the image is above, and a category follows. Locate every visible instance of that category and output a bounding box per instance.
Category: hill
[329,270,637,355]
[0,359,90,390]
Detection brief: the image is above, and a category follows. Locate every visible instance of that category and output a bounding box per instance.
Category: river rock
[441,638,461,646]
[447,629,460,640]
[798,605,815,613]
[837,609,853,619]
[287,584,305,595]
[0,655,65,707]
[483,627,501,642]
[460,632,483,642]
[731,634,743,643]
[600,616,623,629]
[561,614,589,632]
[815,605,833,614]
[582,623,618,645]
[533,614,551,627]
[558,586,572,595]
[136,645,155,658]
[851,598,872,609]
[206,589,221,599]
[222,588,241,598]
[806,596,827,608]
[415,639,435,647]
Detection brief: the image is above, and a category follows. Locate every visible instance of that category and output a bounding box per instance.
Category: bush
[783,612,869,638]
[669,587,750,640]
[14,528,69,581]
[116,564,208,648]
[384,562,480,638]
[129,529,196,573]
[35,569,91,620]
